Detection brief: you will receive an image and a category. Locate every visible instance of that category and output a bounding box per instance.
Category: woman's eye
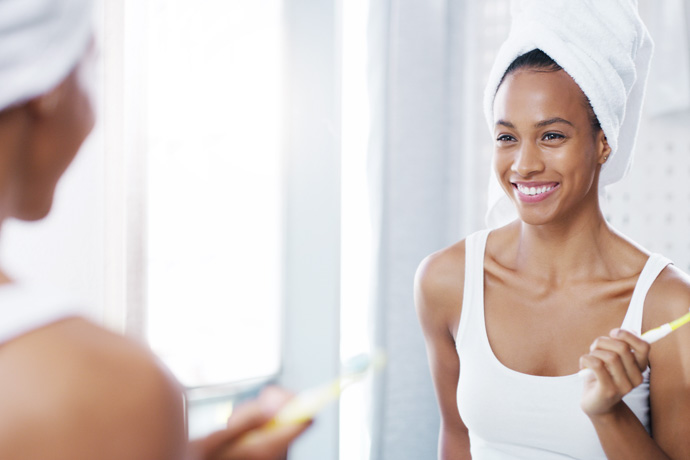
[496,134,515,142]
[543,132,565,141]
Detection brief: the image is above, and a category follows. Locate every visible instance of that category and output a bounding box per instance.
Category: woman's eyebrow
[495,119,515,128]
[495,118,574,129]
[534,117,574,128]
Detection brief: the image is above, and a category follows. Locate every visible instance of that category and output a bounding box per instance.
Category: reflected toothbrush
[640,309,690,343]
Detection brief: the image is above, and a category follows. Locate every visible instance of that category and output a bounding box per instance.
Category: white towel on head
[483,0,654,228]
[0,0,94,112]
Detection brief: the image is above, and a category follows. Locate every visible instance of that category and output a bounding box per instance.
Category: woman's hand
[579,328,651,417]
[189,386,312,460]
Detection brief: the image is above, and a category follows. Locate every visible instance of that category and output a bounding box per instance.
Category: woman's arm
[646,267,690,459]
[580,328,669,459]
[579,265,690,459]
[415,244,471,460]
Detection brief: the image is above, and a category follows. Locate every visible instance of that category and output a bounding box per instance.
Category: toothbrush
[221,352,387,455]
[268,350,386,427]
[639,309,690,343]
[580,309,690,379]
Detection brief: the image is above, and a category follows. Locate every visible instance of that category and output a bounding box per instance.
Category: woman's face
[492,68,609,226]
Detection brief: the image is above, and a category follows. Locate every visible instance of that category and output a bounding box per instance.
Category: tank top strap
[621,253,673,335]
[456,229,491,345]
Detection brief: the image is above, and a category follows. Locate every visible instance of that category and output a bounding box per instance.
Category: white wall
[605,2,690,271]
[0,122,106,320]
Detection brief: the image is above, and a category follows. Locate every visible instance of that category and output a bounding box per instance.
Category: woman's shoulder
[0,317,187,460]
[414,236,470,337]
[642,260,690,458]
[416,238,466,288]
[645,262,690,329]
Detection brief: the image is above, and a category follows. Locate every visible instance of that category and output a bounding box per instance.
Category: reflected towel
[483,0,654,228]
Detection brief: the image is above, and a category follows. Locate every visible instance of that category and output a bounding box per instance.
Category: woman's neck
[513,205,617,284]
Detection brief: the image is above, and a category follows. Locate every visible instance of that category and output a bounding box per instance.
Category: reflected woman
[416,1,690,459]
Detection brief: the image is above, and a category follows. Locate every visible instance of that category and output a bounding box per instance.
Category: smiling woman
[492,64,609,226]
[415,1,690,459]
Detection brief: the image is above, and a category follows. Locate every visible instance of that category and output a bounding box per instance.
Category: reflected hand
[579,328,650,417]
[190,386,312,460]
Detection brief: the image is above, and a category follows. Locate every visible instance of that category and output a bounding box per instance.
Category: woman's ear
[597,130,612,165]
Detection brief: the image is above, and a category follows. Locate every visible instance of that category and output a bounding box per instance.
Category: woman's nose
[511,142,545,177]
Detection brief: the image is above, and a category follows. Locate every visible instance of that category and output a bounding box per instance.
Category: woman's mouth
[512,182,559,202]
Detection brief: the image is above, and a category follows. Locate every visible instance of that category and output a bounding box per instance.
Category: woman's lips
[512,182,560,203]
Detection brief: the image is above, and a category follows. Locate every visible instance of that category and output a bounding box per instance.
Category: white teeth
[516,184,554,196]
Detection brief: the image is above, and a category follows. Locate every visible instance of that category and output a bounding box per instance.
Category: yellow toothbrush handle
[268,381,341,427]
[669,311,690,331]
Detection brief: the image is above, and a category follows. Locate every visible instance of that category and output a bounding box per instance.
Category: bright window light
[145,0,283,388]
[340,0,372,458]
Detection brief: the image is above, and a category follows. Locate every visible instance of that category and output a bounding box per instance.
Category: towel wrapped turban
[484,0,654,228]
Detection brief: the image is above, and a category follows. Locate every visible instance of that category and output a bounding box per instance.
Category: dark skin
[416,69,690,459]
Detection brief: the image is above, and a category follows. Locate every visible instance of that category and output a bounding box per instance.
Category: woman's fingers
[579,353,618,416]
[197,400,274,457]
[610,328,651,371]
[589,333,645,387]
[579,328,652,417]
[216,417,312,460]
[197,386,309,460]
[579,353,614,387]
[588,348,635,393]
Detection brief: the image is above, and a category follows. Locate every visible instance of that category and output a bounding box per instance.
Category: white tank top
[456,229,671,459]
[0,283,87,347]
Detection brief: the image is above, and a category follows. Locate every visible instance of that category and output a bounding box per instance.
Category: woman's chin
[514,208,558,227]
[12,196,54,222]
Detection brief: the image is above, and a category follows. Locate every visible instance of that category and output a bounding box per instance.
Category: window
[105,1,363,455]
[144,0,284,389]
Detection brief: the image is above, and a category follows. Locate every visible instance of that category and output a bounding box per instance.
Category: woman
[415,1,690,459]
[0,0,308,459]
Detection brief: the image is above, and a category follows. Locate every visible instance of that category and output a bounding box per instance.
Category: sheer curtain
[367,1,482,458]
